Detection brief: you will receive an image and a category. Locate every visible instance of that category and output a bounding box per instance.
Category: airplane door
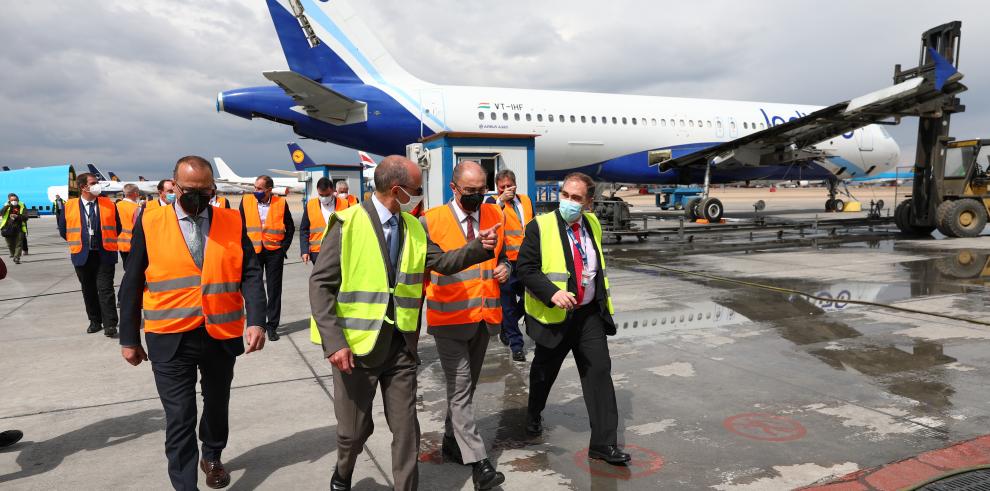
[418,89,446,138]
[857,127,874,151]
[715,116,725,138]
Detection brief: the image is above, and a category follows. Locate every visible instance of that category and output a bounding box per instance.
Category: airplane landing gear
[824,178,841,212]
[685,160,724,222]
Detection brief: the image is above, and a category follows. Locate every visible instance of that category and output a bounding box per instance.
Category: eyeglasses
[399,184,424,196]
[175,183,212,196]
[454,183,487,195]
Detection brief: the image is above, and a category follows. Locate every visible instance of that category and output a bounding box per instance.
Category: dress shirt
[258,197,270,223]
[173,202,211,255]
[448,201,480,238]
[80,196,97,237]
[371,194,397,244]
[564,220,598,306]
[321,198,334,223]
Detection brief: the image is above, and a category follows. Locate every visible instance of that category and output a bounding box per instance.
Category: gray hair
[335,180,349,191]
[122,183,140,196]
[495,169,516,184]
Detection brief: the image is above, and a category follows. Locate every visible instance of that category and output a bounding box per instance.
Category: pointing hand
[478,222,502,250]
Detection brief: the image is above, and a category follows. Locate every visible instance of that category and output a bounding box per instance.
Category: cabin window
[679,119,685,127]
[502,112,508,120]
[706,121,712,128]
[743,122,748,129]
[548,114,555,122]
[591,116,597,123]
[478,111,484,120]
[717,120,722,129]
[537,114,543,122]
[651,118,657,126]
[611,116,618,124]
[514,113,520,121]
[632,118,637,126]
[622,117,628,124]
[730,121,736,130]
[689,120,695,127]
[661,119,666,127]
[581,116,587,123]
[490,112,496,120]
[525,114,532,122]
[760,123,765,129]
[570,115,576,123]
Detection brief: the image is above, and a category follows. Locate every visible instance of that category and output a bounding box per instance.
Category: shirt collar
[173,201,208,221]
[449,200,479,223]
[80,195,96,206]
[371,194,395,225]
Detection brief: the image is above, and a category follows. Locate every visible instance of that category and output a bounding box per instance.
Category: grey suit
[309,199,491,491]
[421,202,509,465]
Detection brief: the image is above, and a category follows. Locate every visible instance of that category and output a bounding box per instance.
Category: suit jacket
[118,206,267,362]
[516,210,616,349]
[310,199,492,368]
[239,198,295,255]
[57,198,122,266]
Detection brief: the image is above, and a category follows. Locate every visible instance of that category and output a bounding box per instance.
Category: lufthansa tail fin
[287,142,318,170]
[108,172,121,182]
[87,164,108,181]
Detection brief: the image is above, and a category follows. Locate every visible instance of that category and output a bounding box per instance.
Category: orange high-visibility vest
[501,194,533,261]
[423,202,504,329]
[213,196,229,208]
[241,194,287,253]
[339,194,358,208]
[304,196,356,253]
[64,197,119,254]
[142,205,246,339]
[116,200,139,253]
[145,199,163,210]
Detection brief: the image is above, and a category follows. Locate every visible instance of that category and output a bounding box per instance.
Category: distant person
[239,175,294,341]
[146,179,176,210]
[119,156,267,490]
[516,172,629,466]
[1,193,28,264]
[334,180,358,208]
[116,183,142,266]
[485,169,535,362]
[210,184,230,208]
[58,173,121,337]
[53,194,65,217]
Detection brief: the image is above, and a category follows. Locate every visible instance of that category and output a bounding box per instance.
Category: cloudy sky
[1,0,988,179]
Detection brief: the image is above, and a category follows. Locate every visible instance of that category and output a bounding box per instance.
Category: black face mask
[458,192,484,213]
[179,191,210,216]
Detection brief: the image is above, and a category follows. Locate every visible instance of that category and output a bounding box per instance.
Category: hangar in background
[0,164,76,215]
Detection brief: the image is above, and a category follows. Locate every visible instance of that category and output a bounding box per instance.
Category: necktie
[185,216,205,269]
[386,215,400,269]
[465,215,475,240]
[87,202,98,249]
[571,223,584,304]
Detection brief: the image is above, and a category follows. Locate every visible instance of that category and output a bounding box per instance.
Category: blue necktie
[87,202,98,250]
[386,215,400,269]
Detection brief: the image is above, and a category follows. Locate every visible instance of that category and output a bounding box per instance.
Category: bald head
[451,160,486,188]
[374,155,419,192]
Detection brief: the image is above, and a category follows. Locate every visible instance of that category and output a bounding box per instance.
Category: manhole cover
[919,469,990,491]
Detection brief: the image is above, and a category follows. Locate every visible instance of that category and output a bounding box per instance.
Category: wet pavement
[2,217,990,489]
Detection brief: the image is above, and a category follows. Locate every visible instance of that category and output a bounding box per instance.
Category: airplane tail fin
[358,151,377,170]
[1,166,9,171]
[138,176,147,182]
[266,0,421,85]
[86,164,108,181]
[287,142,318,170]
[213,157,241,181]
[108,172,121,182]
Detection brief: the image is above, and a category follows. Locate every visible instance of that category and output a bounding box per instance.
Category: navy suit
[58,198,121,329]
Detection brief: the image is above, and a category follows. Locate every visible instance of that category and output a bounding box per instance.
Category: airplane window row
[477,111,767,132]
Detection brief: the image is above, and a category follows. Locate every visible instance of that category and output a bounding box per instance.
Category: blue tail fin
[288,142,318,170]
[928,47,958,92]
[108,171,121,182]
[87,164,107,180]
[1,166,9,171]
[266,0,361,84]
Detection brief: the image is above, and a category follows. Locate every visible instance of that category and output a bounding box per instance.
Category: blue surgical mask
[164,193,176,203]
[253,191,267,201]
[558,199,583,223]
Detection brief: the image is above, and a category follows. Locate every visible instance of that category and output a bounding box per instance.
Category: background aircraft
[213,157,304,195]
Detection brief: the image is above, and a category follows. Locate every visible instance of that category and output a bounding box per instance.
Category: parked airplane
[218,0,958,220]
[213,157,305,195]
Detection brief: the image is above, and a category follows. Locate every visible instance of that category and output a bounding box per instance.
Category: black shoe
[330,466,351,491]
[472,459,505,490]
[588,445,631,465]
[86,322,102,334]
[0,430,23,448]
[104,325,118,338]
[525,413,542,436]
[267,329,280,341]
[441,435,464,465]
[12,257,19,264]
[512,350,526,362]
[498,331,509,346]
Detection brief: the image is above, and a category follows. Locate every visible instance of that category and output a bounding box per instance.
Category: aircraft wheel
[700,198,724,222]
[941,199,987,238]
[825,199,835,212]
[833,199,845,212]
[685,198,701,221]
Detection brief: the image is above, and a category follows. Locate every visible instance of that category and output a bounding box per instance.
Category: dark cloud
[1,0,988,178]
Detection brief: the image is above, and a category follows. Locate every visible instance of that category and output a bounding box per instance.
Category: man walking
[240,175,294,341]
[1,194,28,264]
[116,183,142,266]
[58,173,121,337]
[310,156,499,491]
[119,156,267,490]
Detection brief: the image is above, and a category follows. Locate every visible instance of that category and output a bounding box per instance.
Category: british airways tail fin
[358,151,377,170]
[287,142,318,170]
[266,0,422,85]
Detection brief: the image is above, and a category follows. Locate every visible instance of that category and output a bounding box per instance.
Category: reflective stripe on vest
[64,198,119,253]
[334,205,426,356]
[242,194,287,253]
[423,202,504,328]
[116,200,139,252]
[524,212,614,325]
[0,204,27,233]
[142,205,246,339]
[501,194,533,261]
[305,198,327,253]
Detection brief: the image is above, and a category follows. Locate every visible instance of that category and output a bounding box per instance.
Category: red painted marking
[864,460,941,491]
[724,413,806,442]
[573,445,664,480]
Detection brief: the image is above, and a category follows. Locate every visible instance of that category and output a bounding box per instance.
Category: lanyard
[566,224,588,269]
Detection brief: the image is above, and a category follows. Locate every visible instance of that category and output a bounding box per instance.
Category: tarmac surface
[2,191,989,490]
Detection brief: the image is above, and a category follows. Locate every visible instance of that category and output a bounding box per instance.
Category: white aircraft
[218,0,962,220]
[86,164,243,196]
[213,157,305,195]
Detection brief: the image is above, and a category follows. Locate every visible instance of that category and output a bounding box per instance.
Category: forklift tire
[934,250,988,279]
[700,198,724,222]
[825,199,835,212]
[940,199,988,238]
[685,198,701,221]
[935,200,957,237]
[895,199,936,236]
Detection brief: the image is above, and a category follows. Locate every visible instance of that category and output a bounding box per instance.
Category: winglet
[928,47,957,91]
[287,142,318,171]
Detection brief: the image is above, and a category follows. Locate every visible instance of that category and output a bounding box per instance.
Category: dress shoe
[0,430,23,448]
[498,331,508,346]
[588,445,631,465]
[441,434,464,465]
[12,257,20,264]
[86,322,102,334]
[267,329,280,341]
[512,350,526,362]
[525,413,542,436]
[331,466,351,491]
[199,459,231,489]
[472,459,505,490]
[104,325,118,338]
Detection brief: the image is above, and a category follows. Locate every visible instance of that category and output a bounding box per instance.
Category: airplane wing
[655,50,966,172]
[263,71,368,126]
[268,169,303,178]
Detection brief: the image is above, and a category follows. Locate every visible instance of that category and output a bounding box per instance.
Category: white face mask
[88,183,104,195]
[319,195,334,206]
[9,200,18,206]
[397,186,423,213]
[337,192,348,199]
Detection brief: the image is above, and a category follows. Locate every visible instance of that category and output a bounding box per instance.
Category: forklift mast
[893,22,964,226]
